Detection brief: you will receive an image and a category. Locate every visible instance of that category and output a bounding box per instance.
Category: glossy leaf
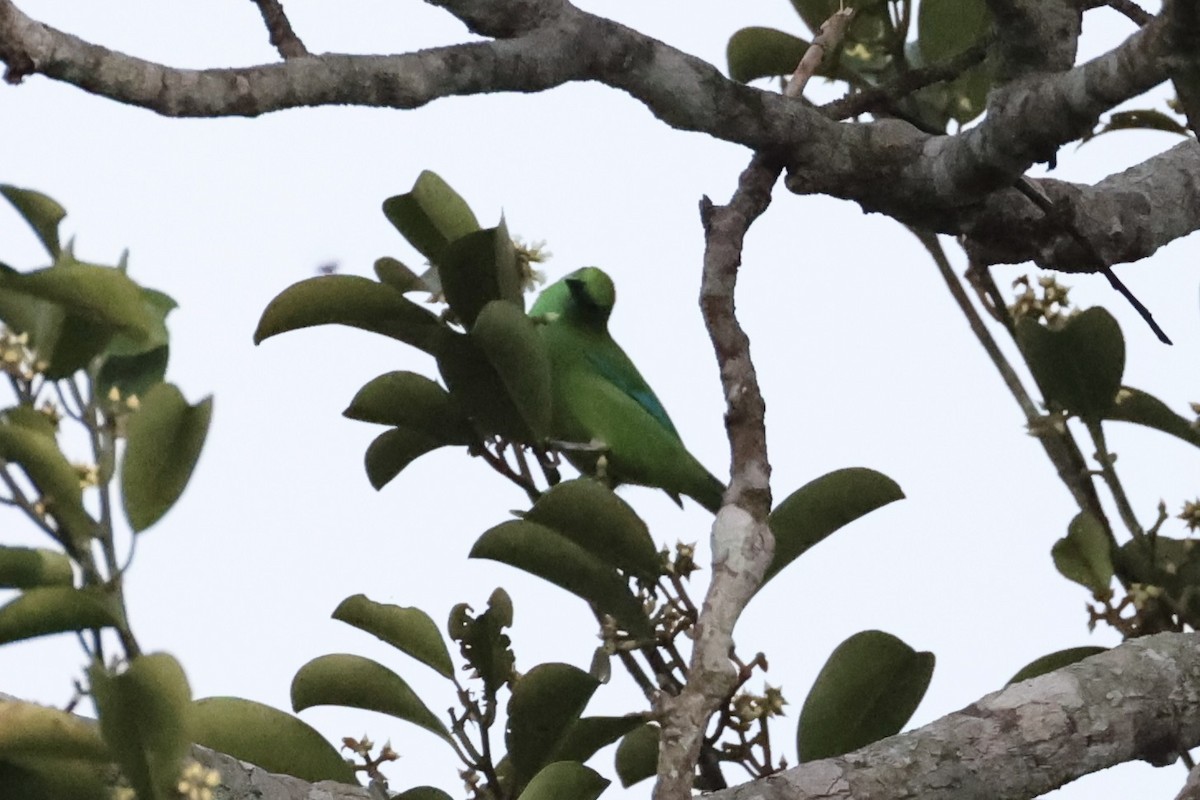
[0,698,110,761]
[1084,109,1191,143]
[90,652,192,800]
[0,419,92,543]
[97,345,170,399]
[291,653,452,744]
[764,467,904,587]
[797,630,934,761]
[0,546,73,589]
[1117,536,1200,604]
[0,260,153,340]
[470,299,551,439]
[364,427,447,490]
[191,697,356,784]
[1,404,58,438]
[0,185,65,257]
[374,256,427,294]
[344,371,471,445]
[253,275,442,353]
[333,594,454,678]
[382,170,481,264]
[121,383,213,532]
[1051,513,1113,594]
[0,759,110,800]
[614,723,659,788]
[507,664,600,787]
[1107,386,1200,449]
[447,588,515,697]
[394,788,455,800]
[1007,646,1108,685]
[1016,308,1125,418]
[436,330,538,442]
[524,479,661,581]
[555,715,645,765]
[441,221,523,327]
[918,0,990,62]
[472,520,652,637]
[727,27,810,83]
[0,700,110,800]
[516,762,609,800]
[104,287,176,358]
[0,588,120,646]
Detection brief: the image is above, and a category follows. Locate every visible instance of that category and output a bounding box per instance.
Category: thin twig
[823,39,988,121]
[1086,0,1154,26]
[1085,419,1147,542]
[1013,178,1171,344]
[249,0,309,59]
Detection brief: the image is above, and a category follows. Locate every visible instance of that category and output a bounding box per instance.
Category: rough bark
[0,0,1196,269]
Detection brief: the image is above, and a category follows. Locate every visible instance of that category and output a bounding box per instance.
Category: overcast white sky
[1,2,1197,798]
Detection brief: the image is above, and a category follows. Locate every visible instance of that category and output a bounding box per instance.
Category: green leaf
[1,404,58,438]
[0,185,65,257]
[471,521,653,638]
[364,427,448,490]
[1016,308,1126,418]
[0,760,110,800]
[1106,386,1200,449]
[470,299,551,439]
[917,0,990,62]
[516,761,609,800]
[764,467,904,587]
[441,221,523,327]
[0,587,120,646]
[447,589,515,697]
[1084,109,1191,144]
[344,371,472,445]
[0,698,110,762]
[253,275,442,354]
[90,652,192,800]
[0,419,92,542]
[97,345,170,400]
[435,330,537,441]
[382,171,481,265]
[191,697,357,784]
[797,630,934,761]
[291,654,452,744]
[789,0,894,55]
[555,715,645,766]
[1116,536,1200,606]
[374,257,427,294]
[1051,512,1113,594]
[394,788,455,800]
[0,547,73,589]
[1007,646,1108,685]
[120,383,212,532]
[614,723,659,788]
[0,260,154,340]
[727,27,810,83]
[524,479,661,581]
[104,287,176,358]
[332,594,455,678]
[507,664,600,788]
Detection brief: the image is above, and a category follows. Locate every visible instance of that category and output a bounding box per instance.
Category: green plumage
[531,267,725,513]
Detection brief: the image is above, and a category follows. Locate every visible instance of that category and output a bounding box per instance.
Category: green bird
[530,267,725,513]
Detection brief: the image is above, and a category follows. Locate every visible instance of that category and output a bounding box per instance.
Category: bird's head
[564,267,616,324]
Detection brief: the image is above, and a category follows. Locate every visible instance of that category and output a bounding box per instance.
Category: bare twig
[250,0,309,59]
[1087,0,1154,26]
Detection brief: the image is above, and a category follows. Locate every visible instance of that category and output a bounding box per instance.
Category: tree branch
[706,632,1200,800]
[250,0,309,60]
[0,0,1193,272]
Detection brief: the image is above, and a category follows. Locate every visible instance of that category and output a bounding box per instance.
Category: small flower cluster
[0,328,44,380]
[1180,499,1200,532]
[513,237,550,292]
[176,760,221,800]
[1009,274,1074,328]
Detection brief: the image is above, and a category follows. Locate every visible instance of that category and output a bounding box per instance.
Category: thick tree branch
[0,0,1193,272]
[706,632,1200,800]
